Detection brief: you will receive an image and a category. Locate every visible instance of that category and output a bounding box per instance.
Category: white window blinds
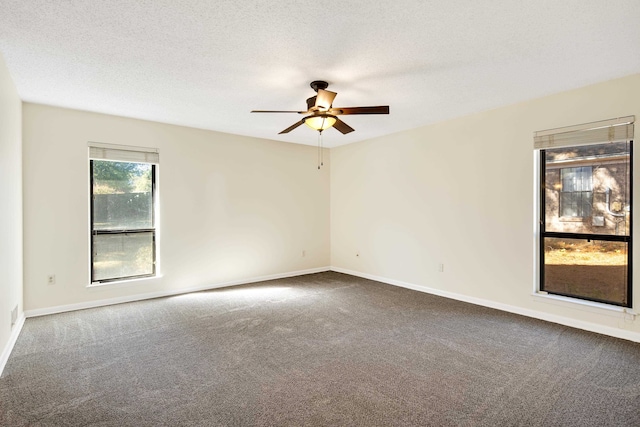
[89,142,159,164]
[534,116,635,150]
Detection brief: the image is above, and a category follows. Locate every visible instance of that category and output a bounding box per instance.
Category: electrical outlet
[47,274,56,285]
[302,250,306,257]
[438,263,444,273]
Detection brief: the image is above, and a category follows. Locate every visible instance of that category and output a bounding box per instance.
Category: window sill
[532,291,636,318]
[87,274,163,290]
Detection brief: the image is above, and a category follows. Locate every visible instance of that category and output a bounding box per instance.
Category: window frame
[538,143,633,308]
[89,159,157,284]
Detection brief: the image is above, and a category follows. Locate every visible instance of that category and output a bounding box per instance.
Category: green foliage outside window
[93,161,151,194]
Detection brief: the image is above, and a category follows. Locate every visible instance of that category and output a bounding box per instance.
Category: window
[535,116,634,307]
[560,166,592,218]
[89,144,159,283]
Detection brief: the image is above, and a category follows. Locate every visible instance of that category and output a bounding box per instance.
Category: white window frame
[533,116,634,310]
[88,142,160,285]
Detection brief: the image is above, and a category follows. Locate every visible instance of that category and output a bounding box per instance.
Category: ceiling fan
[251,80,389,135]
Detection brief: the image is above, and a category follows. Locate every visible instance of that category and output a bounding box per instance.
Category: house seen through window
[536,117,633,307]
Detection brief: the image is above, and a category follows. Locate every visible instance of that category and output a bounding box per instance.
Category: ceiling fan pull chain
[317,131,321,169]
[321,131,324,167]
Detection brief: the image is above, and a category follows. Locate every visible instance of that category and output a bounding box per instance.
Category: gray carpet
[1,272,639,426]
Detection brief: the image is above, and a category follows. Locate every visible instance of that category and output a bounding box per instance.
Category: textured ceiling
[1,0,639,147]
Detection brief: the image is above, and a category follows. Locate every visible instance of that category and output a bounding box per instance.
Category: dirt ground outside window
[544,244,628,305]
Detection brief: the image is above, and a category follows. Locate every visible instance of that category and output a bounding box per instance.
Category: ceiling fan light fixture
[304,115,337,131]
[252,81,388,137]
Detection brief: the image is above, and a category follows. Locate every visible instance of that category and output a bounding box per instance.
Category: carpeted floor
[1,272,639,426]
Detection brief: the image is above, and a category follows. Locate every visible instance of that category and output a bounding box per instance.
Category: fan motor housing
[310,80,329,92]
[306,96,316,110]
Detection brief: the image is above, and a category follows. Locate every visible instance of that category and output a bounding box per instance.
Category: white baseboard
[331,266,640,343]
[25,266,331,318]
[0,313,26,377]
[18,264,640,345]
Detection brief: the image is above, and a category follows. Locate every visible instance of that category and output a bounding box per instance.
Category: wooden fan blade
[278,120,305,134]
[251,110,308,114]
[315,90,337,110]
[333,118,355,134]
[329,106,389,115]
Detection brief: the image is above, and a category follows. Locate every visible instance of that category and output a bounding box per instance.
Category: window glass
[544,142,630,236]
[93,162,153,230]
[92,232,154,281]
[543,237,628,306]
[541,141,631,307]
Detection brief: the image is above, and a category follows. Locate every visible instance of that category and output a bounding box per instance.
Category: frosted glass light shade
[304,115,337,131]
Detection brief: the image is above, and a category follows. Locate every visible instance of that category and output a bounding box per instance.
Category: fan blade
[251,110,308,114]
[315,89,337,111]
[278,120,305,134]
[333,118,355,134]
[329,106,389,115]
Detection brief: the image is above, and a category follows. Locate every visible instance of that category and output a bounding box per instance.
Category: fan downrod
[310,80,329,92]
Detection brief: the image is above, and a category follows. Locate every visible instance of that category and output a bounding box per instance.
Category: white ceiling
[1,0,639,148]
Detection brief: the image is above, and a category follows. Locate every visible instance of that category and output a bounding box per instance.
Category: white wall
[22,104,330,312]
[0,53,23,369]
[18,74,640,342]
[331,73,640,340]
